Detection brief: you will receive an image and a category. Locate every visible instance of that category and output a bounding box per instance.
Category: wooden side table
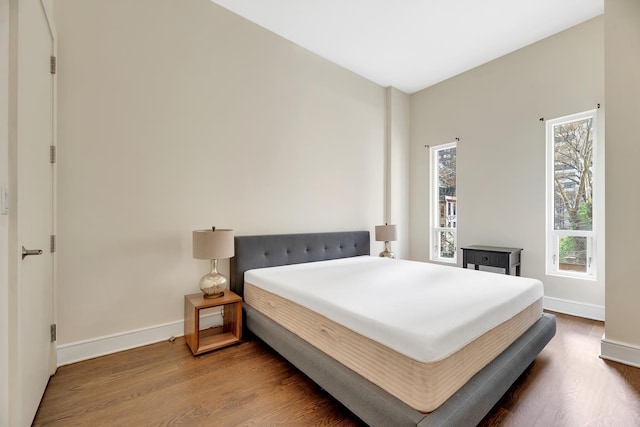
[184,290,242,355]
[461,245,522,276]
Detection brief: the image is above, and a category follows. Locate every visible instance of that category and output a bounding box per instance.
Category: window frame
[545,109,598,280]
[430,141,457,264]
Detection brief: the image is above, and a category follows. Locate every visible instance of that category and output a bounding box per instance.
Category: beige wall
[51,0,634,364]
[603,0,640,359]
[54,0,385,344]
[409,17,605,311]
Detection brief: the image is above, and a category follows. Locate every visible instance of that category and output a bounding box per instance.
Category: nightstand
[184,290,242,355]
[461,245,522,276]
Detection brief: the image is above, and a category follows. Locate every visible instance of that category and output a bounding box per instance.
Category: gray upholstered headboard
[230,231,370,297]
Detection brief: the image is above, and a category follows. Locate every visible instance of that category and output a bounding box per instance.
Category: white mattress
[244,256,543,363]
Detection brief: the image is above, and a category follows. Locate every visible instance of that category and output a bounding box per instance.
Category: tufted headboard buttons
[230,231,370,297]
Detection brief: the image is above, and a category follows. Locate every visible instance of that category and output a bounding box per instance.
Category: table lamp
[192,227,234,298]
[375,224,397,259]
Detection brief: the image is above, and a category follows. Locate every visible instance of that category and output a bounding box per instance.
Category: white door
[13,0,56,424]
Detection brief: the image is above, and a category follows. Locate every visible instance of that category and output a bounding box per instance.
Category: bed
[230,231,556,427]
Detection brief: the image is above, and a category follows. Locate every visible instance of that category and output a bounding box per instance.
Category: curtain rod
[424,137,459,149]
[539,103,600,122]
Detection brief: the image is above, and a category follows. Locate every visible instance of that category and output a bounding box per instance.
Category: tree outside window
[547,110,597,277]
[431,143,457,262]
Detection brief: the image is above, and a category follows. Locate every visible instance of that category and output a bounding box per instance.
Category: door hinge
[50,324,57,342]
[50,145,56,164]
[50,235,56,253]
[50,55,57,75]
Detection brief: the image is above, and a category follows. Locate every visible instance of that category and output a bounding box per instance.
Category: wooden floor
[34,312,640,426]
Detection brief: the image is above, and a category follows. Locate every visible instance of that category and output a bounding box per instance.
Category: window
[546,110,597,278]
[431,142,457,263]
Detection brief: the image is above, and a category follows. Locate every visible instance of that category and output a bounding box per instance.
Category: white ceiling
[210,0,604,94]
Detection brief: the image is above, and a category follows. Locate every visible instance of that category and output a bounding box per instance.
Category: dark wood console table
[461,245,522,276]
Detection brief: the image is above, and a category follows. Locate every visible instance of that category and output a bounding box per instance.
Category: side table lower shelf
[184,290,242,355]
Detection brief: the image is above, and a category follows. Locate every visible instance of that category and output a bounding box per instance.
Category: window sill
[430,257,457,265]
[545,271,597,282]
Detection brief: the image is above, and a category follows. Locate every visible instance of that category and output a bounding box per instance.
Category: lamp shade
[375,224,398,242]
[192,228,234,260]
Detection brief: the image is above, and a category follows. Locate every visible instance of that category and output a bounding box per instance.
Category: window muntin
[431,142,457,262]
[546,110,597,278]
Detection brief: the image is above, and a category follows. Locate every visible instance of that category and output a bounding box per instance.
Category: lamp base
[379,250,396,259]
[199,259,228,298]
[199,273,227,298]
[204,293,224,299]
[379,241,396,259]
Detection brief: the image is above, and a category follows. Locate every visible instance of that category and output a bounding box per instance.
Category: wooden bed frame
[230,231,556,427]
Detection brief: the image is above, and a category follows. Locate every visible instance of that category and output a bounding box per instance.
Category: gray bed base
[230,231,556,427]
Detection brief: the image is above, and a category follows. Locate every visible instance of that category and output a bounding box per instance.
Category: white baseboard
[543,296,605,321]
[600,337,640,368]
[56,297,605,367]
[57,311,223,367]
